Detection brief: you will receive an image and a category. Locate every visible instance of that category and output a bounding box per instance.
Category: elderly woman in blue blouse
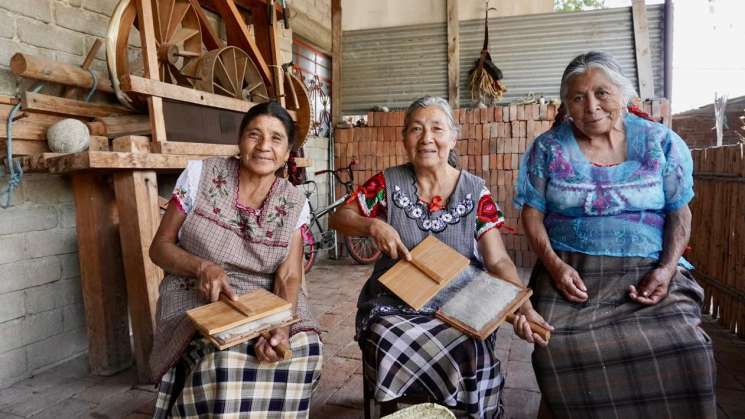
[512,52,716,419]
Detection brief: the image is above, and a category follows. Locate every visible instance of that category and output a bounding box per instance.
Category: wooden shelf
[45,150,217,173]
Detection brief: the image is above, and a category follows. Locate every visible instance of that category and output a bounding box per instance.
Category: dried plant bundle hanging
[468,5,507,105]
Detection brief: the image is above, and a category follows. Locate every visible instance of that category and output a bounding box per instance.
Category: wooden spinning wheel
[186,46,269,103]
[107,0,204,109]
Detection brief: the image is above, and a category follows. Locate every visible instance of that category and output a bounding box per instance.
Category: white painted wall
[341,0,553,31]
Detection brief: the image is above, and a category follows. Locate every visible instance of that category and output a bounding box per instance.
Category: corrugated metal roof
[341,5,664,114]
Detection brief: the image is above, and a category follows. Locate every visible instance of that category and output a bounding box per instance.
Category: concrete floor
[0,259,743,418]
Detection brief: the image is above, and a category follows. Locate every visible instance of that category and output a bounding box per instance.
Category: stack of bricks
[334,99,671,268]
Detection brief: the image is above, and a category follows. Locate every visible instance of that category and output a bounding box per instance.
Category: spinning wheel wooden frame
[108,0,309,154]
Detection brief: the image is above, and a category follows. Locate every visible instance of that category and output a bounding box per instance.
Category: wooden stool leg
[363,375,372,419]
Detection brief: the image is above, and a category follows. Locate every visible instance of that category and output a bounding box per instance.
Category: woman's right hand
[197,261,237,302]
[369,219,412,261]
[548,261,588,303]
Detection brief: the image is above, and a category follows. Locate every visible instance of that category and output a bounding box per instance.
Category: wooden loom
[379,235,550,341]
[2,0,314,382]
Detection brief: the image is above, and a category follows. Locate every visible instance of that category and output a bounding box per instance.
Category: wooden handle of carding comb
[506,313,551,343]
[260,331,292,361]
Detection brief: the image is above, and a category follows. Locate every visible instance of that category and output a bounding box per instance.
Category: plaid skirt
[530,252,716,419]
[153,331,322,418]
[361,314,504,418]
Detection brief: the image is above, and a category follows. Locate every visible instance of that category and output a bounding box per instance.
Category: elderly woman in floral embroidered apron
[148,101,321,418]
[513,52,716,418]
[329,96,551,418]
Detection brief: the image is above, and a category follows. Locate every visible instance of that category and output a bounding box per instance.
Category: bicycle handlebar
[314,159,356,176]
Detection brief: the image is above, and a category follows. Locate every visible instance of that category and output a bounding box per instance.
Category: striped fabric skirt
[361,314,504,418]
[153,331,322,418]
[530,252,716,419]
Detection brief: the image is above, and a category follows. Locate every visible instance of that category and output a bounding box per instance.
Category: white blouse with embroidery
[171,160,310,230]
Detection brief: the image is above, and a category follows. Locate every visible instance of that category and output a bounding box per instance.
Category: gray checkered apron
[356,164,505,418]
[530,251,716,419]
[151,157,321,418]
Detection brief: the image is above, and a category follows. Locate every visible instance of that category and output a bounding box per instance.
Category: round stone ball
[47,119,90,153]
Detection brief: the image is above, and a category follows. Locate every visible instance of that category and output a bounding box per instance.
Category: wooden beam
[71,174,132,375]
[268,0,285,105]
[188,0,223,50]
[10,53,114,93]
[45,150,214,173]
[113,170,164,383]
[632,0,655,99]
[112,135,151,153]
[331,0,342,126]
[122,75,258,113]
[1,104,67,141]
[121,75,296,119]
[0,139,49,155]
[21,92,132,119]
[136,0,168,145]
[447,0,459,110]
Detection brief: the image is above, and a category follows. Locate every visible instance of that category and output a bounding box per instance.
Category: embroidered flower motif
[266,230,273,238]
[212,175,227,189]
[428,196,443,212]
[477,194,499,223]
[392,185,474,233]
[213,207,221,215]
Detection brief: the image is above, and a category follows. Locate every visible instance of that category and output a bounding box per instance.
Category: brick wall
[334,100,671,268]
[673,109,744,149]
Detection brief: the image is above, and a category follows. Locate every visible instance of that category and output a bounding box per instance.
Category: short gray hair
[402,96,460,137]
[402,96,460,168]
[559,51,638,107]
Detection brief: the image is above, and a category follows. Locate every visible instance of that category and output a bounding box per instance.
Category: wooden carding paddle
[220,294,292,361]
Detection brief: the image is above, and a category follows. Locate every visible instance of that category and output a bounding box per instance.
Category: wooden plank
[87,114,151,138]
[447,0,459,110]
[1,104,67,141]
[21,91,131,118]
[71,174,132,375]
[631,0,655,99]
[10,53,114,93]
[45,150,213,173]
[152,141,238,155]
[113,170,164,383]
[331,0,342,126]
[89,135,110,151]
[1,138,50,155]
[293,157,313,168]
[136,0,167,147]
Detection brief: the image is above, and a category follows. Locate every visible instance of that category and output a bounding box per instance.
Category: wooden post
[136,0,168,147]
[113,168,164,383]
[447,0,460,110]
[331,0,342,126]
[71,174,132,376]
[632,0,654,99]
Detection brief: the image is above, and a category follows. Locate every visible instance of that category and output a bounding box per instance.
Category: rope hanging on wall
[468,3,507,106]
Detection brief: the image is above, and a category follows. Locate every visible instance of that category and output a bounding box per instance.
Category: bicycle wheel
[344,235,382,265]
[301,225,316,273]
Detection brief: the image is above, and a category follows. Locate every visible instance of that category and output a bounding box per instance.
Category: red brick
[503,154,511,169]
[482,139,489,156]
[367,111,374,126]
[519,138,526,153]
[520,121,527,138]
[530,104,540,120]
[517,105,525,120]
[509,104,518,121]
[526,119,537,140]
[490,154,497,169]
[489,138,497,154]
[480,107,489,123]
[539,103,548,120]
[502,106,510,122]
[547,104,557,121]
[511,121,520,139]
[482,155,490,170]
[459,108,468,124]
[511,153,519,169]
[494,106,502,122]
[475,124,483,140]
